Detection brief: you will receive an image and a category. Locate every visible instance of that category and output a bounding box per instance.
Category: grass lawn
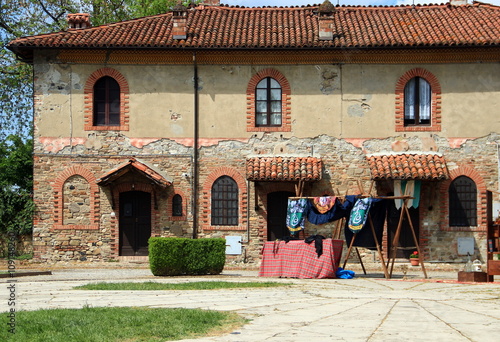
[74,280,292,291]
[0,306,246,341]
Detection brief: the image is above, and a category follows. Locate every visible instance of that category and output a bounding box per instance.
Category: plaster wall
[33,56,500,144]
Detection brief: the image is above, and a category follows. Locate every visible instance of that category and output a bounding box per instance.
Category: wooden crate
[458,271,488,282]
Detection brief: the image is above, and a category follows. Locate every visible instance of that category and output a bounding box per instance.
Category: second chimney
[318,1,335,41]
[67,13,91,29]
[172,3,188,40]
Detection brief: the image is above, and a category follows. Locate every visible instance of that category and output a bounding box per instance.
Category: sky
[224,0,500,7]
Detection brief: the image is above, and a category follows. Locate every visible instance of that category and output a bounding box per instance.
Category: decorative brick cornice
[395,68,441,132]
[84,67,130,131]
[52,165,99,230]
[439,165,487,232]
[246,68,291,133]
[201,167,247,231]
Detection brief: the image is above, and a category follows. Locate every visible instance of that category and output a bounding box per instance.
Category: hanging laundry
[394,180,403,209]
[305,234,326,257]
[307,197,343,225]
[411,180,421,208]
[344,198,387,249]
[286,198,309,235]
[394,180,421,209]
[311,196,337,214]
[348,197,372,233]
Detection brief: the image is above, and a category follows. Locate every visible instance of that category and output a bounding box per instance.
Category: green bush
[149,237,226,276]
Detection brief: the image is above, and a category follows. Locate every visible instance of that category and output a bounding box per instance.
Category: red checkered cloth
[258,239,344,279]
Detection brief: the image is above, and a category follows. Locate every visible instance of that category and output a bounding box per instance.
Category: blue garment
[336,267,355,279]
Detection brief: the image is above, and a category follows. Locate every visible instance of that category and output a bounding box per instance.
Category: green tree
[0,135,33,237]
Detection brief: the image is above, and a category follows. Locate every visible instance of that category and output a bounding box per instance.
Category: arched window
[256,77,282,127]
[404,77,431,126]
[211,176,238,226]
[93,76,120,126]
[172,194,183,217]
[449,176,477,226]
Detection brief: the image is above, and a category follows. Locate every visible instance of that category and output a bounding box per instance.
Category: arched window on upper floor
[84,67,129,131]
[93,76,120,126]
[404,77,431,127]
[246,68,291,132]
[395,68,441,132]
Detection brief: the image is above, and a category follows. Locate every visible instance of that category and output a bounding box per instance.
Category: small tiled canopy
[366,153,449,180]
[97,158,172,187]
[246,156,322,181]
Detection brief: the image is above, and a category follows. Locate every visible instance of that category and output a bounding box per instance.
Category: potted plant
[409,251,419,266]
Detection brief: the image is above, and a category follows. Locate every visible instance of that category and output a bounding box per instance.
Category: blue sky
[224,0,500,7]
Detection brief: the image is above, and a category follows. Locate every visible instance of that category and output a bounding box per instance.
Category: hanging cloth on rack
[286,198,309,235]
[311,196,337,214]
[348,197,372,233]
[344,198,387,249]
[307,197,343,225]
[394,180,421,209]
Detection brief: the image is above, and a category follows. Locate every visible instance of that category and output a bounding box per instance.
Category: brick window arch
[201,167,247,231]
[247,68,291,132]
[395,68,441,132]
[84,68,129,131]
[168,191,187,221]
[53,166,99,230]
[440,166,487,232]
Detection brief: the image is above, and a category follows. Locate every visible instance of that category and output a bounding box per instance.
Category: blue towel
[336,267,355,279]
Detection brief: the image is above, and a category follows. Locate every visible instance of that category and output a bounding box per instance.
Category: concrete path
[2,265,499,342]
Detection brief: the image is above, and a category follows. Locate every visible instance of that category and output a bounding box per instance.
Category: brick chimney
[318,1,335,41]
[172,3,188,40]
[203,0,220,5]
[67,13,91,29]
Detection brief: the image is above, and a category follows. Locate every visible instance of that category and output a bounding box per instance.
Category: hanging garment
[394,180,421,209]
[305,235,326,257]
[286,198,309,235]
[405,180,415,208]
[344,198,387,250]
[307,197,342,225]
[394,180,403,209]
[411,180,421,208]
[348,197,372,233]
[311,196,337,214]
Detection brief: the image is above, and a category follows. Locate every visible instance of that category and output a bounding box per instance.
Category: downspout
[192,51,199,239]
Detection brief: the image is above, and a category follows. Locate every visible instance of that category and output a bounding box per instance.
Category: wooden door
[119,191,151,256]
[267,191,294,241]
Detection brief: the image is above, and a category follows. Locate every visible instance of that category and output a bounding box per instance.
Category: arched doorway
[267,191,294,241]
[119,191,151,256]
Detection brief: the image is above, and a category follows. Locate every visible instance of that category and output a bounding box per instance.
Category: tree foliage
[0,135,34,236]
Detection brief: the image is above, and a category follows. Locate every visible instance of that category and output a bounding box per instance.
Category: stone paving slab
[1,266,499,342]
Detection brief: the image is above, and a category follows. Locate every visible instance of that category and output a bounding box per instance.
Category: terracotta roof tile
[246,156,322,181]
[97,158,172,187]
[366,153,449,180]
[8,3,500,56]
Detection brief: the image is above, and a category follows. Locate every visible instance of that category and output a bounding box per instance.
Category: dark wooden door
[387,200,419,258]
[267,191,294,241]
[119,191,151,256]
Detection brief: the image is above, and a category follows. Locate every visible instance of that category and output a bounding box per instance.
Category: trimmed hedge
[149,237,226,276]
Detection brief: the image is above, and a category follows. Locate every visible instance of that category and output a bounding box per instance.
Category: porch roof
[366,152,449,181]
[246,156,322,182]
[96,158,172,187]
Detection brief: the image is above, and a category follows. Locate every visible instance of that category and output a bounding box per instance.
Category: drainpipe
[192,51,199,239]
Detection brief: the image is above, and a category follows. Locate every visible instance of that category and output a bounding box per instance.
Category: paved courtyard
[2,264,500,342]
